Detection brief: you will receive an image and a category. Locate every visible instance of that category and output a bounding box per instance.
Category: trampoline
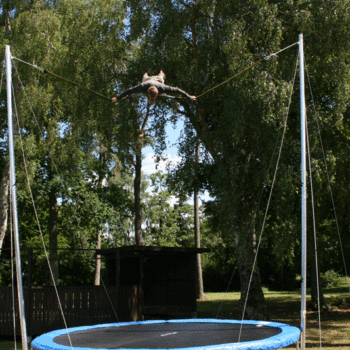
[31,319,300,350]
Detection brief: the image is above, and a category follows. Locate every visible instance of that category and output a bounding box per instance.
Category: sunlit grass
[1,287,349,350]
[0,340,22,350]
[197,287,350,350]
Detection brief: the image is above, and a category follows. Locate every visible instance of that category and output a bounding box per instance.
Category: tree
[125,0,350,319]
[143,172,194,247]
[0,161,9,253]
[167,126,207,297]
[0,0,33,254]
[0,0,131,285]
[125,0,282,319]
[1,0,350,311]
[194,138,204,299]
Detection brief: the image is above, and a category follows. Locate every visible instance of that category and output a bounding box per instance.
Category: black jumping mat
[54,322,282,349]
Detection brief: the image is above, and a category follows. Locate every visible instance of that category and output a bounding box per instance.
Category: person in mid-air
[112,70,196,102]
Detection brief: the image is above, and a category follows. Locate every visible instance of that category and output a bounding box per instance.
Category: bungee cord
[8,39,344,350]
[10,41,301,328]
[11,41,299,103]
[216,49,300,324]
[196,41,299,99]
[11,56,113,102]
[10,56,45,73]
[11,60,62,178]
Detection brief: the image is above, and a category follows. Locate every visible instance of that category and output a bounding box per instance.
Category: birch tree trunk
[95,230,102,285]
[48,187,59,285]
[194,139,204,299]
[134,101,151,246]
[233,220,267,320]
[95,151,106,285]
[1,8,12,254]
[134,140,143,246]
[0,163,10,253]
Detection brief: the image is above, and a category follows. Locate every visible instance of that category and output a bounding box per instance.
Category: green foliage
[326,295,350,308]
[0,0,135,286]
[1,0,350,296]
[320,269,343,289]
[202,250,240,292]
[0,258,11,286]
[58,250,96,286]
[124,0,350,309]
[143,172,195,247]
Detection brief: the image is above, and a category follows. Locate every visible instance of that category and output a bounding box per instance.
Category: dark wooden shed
[98,245,208,321]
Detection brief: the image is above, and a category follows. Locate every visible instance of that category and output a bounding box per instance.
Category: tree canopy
[1,0,350,319]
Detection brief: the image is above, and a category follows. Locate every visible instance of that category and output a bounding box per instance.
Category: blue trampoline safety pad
[31,318,301,350]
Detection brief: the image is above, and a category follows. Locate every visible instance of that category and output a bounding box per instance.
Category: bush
[327,295,349,307]
[320,269,342,288]
[202,262,240,292]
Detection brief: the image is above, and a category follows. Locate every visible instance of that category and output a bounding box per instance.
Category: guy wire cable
[306,116,323,349]
[11,80,74,350]
[12,57,118,350]
[10,203,18,350]
[12,58,92,249]
[216,48,300,320]
[238,52,299,343]
[305,65,350,293]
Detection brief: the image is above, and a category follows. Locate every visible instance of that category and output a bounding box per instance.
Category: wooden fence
[0,285,139,337]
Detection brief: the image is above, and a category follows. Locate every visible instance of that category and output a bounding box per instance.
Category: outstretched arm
[111,82,196,102]
[112,84,149,102]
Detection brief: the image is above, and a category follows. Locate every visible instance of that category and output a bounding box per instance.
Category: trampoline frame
[31,318,300,350]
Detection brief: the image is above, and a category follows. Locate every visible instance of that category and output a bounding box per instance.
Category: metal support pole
[299,34,307,350]
[6,45,28,350]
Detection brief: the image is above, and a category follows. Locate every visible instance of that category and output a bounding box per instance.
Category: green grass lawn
[197,286,350,350]
[1,286,349,350]
[1,340,21,350]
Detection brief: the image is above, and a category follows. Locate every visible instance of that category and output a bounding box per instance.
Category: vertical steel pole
[6,45,28,350]
[299,34,307,350]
